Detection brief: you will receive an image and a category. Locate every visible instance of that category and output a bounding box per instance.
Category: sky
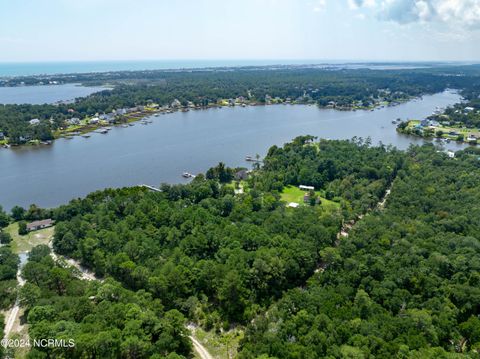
[0,0,479,62]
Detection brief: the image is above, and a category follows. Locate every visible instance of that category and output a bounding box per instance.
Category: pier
[139,184,162,192]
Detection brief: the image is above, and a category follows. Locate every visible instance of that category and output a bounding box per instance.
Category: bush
[18,221,28,235]
[0,231,12,245]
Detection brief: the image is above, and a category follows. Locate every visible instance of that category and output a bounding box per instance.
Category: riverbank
[0,90,463,211]
[397,119,479,145]
[1,95,415,151]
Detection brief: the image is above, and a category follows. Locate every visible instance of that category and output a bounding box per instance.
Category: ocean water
[0,60,314,77]
[0,60,433,77]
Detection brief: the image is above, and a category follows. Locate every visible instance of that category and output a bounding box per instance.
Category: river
[0,90,464,210]
[0,83,109,104]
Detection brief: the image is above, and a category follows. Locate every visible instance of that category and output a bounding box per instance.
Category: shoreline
[1,96,415,151]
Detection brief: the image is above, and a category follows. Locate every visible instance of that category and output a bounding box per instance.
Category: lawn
[5,222,54,254]
[280,185,340,212]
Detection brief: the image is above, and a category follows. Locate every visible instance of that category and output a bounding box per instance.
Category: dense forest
[2,137,477,357]
[20,245,192,359]
[239,144,480,358]
[2,65,480,144]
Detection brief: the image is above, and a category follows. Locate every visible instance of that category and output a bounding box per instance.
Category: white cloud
[378,0,480,28]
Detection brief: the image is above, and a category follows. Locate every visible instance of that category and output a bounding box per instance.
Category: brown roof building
[26,219,54,232]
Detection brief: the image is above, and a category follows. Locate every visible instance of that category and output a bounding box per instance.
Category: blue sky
[1,0,479,62]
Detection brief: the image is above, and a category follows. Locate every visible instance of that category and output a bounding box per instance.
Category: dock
[139,184,162,192]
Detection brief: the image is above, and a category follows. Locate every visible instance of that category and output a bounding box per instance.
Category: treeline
[19,245,191,358]
[258,136,404,219]
[0,206,21,358]
[48,139,395,325]
[0,205,23,307]
[2,66,477,144]
[13,137,480,357]
[238,144,480,358]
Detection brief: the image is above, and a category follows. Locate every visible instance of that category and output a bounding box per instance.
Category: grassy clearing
[5,223,54,254]
[193,327,244,359]
[281,186,340,212]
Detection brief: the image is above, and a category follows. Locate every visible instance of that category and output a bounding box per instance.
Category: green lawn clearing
[280,186,340,212]
[5,222,54,254]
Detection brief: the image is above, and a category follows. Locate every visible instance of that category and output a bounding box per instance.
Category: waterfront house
[171,99,182,108]
[327,101,336,108]
[26,219,54,232]
[29,118,40,126]
[299,185,315,191]
[100,114,115,123]
[66,117,80,125]
[467,135,477,142]
[89,117,100,124]
[449,131,459,137]
[447,151,455,158]
[234,169,249,181]
[420,119,429,127]
[465,107,475,113]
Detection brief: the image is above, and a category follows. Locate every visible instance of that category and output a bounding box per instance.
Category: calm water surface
[0,90,464,210]
[0,60,430,77]
[0,83,109,104]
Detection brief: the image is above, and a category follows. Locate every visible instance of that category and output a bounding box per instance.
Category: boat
[82,134,90,138]
[121,125,129,128]
[182,172,195,178]
[128,123,135,126]
[64,136,73,140]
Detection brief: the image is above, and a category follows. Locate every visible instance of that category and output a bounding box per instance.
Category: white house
[299,185,315,191]
[464,107,475,113]
[171,99,182,108]
[89,117,100,124]
[288,202,300,208]
[67,117,80,125]
[29,118,40,126]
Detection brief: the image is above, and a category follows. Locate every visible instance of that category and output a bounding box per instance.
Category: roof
[288,202,299,208]
[26,219,54,230]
